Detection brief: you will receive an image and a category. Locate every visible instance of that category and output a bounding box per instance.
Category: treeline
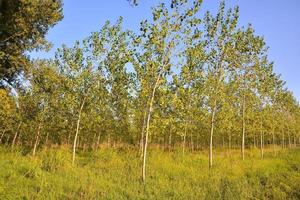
[0,0,299,181]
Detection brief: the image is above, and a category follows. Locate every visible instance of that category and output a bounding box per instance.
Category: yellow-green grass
[0,146,299,200]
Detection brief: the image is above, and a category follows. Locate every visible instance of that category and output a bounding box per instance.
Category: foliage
[0,0,63,86]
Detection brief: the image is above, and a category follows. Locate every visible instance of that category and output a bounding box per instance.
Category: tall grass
[0,146,299,199]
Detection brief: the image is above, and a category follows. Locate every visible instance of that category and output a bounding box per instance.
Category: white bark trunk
[0,131,5,143]
[140,109,147,158]
[72,98,85,165]
[272,125,276,156]
[95,132,101,150]
[33,123,41,156]
[209,100,217,168]
[12,122,22,148]
[142,74,161,182]
[241,94,246,160]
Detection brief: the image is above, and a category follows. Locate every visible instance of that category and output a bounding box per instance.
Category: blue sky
[31,0,300,101]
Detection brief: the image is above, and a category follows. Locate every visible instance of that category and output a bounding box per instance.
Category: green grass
[0,146,300,200]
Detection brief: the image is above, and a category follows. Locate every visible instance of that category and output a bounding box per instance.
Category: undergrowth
[0,146,299,200]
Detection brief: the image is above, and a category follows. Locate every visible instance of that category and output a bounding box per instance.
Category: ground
[0,146,300,199]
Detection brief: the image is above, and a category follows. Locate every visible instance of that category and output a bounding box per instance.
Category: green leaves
[0,0,63,86]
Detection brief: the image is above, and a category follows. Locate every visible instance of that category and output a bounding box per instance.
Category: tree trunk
[272,125,276,156]
[95,132,101,150]
[241,94,246,160]
[0,131,5,143]
[196,134,199,151]
[142,73,161,182]
[140,109,147,158]
[5,135,10,144]
[107,133,111,148]
[83,143,86,152]
[190,134,194,152]
[222,136,225,149]
[168,127,172,152]
[260,131,264,159]
[33,123,41,156]
[209,100,217,168]
[182,121,187,154]
[288,133,291,149]
[12,122,22,148]
[45,132,49,147]
[260,118,264,159]
[282,128,285,149]
[72,98,85,165]
[67,132,70,146]
[228,134,231,154]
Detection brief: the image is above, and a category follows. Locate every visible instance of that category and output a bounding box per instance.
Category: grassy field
[0,146,300,200]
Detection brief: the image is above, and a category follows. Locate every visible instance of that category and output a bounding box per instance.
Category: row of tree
[0,1,299,182]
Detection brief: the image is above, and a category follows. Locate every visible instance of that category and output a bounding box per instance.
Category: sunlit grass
[0,146,299,199]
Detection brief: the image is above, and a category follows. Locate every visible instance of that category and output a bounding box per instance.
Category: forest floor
[0,146,300,200]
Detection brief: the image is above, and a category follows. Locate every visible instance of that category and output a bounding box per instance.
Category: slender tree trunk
[282,128,285,149]
[260,118,264,159]
[5,135,10,144]
[196,134,199,151]
[142,99,154,182]
[95,132,101,150]
[67,132,71,146]
[33,123,41,156]
[12,122,22,148]
[72,98,85,165]
[222,136,225,149]
[241,94,246,160]
[168,128,172,152]
[272,125,276,156]
[182,121,187,154]
[190,134,194,152]
[209,100,217,168]
[288,133,291,149]
[142,73,161,182]
[260,131,264,159]
[45,132,49,147]
[83,143,86,152]
[140,109,147,158]
[163,135,167,151]
[228,134,231,154]
[107,133,111,148]
[0,131,5,143]
[113,140,116,149]
[92,132,96,149]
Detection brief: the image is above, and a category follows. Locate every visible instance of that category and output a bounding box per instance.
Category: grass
[0,146,300,199]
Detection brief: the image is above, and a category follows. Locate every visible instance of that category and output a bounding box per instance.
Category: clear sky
[31,0,300,101]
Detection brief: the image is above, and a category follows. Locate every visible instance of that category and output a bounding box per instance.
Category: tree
[55,42,96,164]
[201,1,239,168]
[0,0,63,87]
[132,0,203,181]
[228,25,267,160]
[0,88,16,143]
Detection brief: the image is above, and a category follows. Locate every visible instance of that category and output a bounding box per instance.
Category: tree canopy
[0,0,63,87]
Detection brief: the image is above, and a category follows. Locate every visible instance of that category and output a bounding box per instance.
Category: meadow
[0,146,300,200]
